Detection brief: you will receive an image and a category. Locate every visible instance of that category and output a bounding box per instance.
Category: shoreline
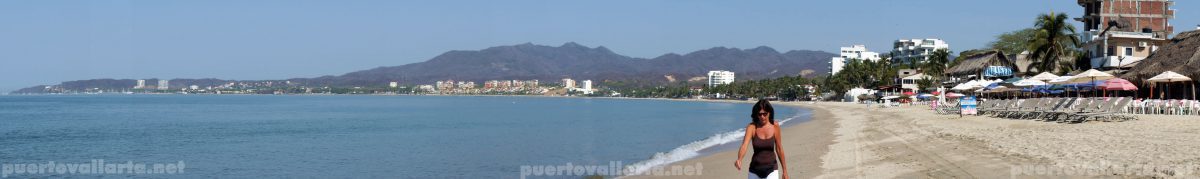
[623,101,835,179]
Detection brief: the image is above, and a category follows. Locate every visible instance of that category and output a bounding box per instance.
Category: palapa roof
[1122,30,1200,82]
[944,50,1019,77]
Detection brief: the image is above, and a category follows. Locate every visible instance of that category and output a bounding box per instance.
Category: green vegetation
[1027,12,1081,75]
[987,28,1038,56]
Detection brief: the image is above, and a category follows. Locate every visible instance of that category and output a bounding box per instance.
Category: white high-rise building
[157,80,169,90]
[892,39,949,65]
[389,82,399,88]
[829,45,882,74]
[707,70,735,87]
[134,80,146,89]
[581,80,594,95]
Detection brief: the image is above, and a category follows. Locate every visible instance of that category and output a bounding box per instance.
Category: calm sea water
[0,95,807,178]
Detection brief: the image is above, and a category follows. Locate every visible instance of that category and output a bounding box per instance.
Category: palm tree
[1026,13,1081,75]
[922,49,952,81]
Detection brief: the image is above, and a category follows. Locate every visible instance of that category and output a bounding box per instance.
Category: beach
[631,101,1200,178]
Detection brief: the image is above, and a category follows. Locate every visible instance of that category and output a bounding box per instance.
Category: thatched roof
[1122,30,1200,82]
[945,50,1019,77]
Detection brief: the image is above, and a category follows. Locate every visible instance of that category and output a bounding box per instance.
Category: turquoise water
[0,95,807,178]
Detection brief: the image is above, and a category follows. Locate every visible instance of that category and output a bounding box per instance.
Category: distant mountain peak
[561,42,586,48]
[748,46,778,54]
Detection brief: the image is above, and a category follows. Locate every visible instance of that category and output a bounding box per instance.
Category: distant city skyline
[1,0,1197,93]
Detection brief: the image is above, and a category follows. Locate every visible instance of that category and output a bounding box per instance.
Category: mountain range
[13,42,835,93]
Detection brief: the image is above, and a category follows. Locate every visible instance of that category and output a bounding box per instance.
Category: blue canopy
[985,83,1004,90]
[984,66,1014,77]
[1065,81,1105,90]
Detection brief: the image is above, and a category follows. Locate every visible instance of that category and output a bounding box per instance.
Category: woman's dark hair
[751,99,775,126]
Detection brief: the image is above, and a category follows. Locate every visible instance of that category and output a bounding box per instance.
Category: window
[1125,47,1133,56]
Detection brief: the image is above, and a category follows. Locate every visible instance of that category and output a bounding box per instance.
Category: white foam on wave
[622,115,799,175]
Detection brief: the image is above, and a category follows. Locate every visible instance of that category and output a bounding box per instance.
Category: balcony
[1091,56,1145,69]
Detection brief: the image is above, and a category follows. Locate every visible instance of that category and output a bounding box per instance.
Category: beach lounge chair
[1032,98,1075,120]
[990,99,1019,117]
[1068,98,1122,123]
[978,99,1004,115]
[1025,98,1061,119]
[1048,98,1096,122]
[1068,98,1121,123]
[1074,98,1135,122]
[1020,98,1063,119]
[1007,98,1046,119]
[999,99,1042,119]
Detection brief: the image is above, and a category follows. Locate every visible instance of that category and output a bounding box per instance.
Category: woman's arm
[774,124,789,179]
[734,124,754,170]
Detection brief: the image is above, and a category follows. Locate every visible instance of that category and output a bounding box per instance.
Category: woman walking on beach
[734,100,789,179]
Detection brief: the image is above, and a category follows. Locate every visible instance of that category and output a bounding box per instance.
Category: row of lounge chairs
[975,97,1137,123]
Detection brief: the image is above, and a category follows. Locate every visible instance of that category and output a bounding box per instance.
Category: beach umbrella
[946,93,964,98]
[1101,78,1137,97]
[1102,78,1137,91]
[984,83,1003,90]
[1147,71,1194,100]
[952,80,981,91]
[1067,69,1115,84]
[1067,69,1114,97]
[1028,72,1060,82]
[999,77,1024,88]
[1048,76,1076,84]
[1013,79,1048,87]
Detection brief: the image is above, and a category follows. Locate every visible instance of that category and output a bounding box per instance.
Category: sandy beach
[629,101,1200,178]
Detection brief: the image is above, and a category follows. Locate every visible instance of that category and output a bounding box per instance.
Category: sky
[1,0,1197,93]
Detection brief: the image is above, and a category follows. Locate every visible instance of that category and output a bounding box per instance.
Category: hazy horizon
[2,0,1197,93]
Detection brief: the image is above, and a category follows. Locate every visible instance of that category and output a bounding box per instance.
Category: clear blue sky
[1,0,1197,93]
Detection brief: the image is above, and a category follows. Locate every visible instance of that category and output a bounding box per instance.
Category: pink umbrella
[1102,78,1138,91]
[1102,78,1138,97]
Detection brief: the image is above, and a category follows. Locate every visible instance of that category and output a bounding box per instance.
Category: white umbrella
[1066,69,1115,84]
[951,80,978,91]
[974,80,998,89]
[1147,71,1194,100]
[1048,76,1076,84]
[1028,72,1060,81]
[1013,79,1048,87]
[1147,71,1193,82]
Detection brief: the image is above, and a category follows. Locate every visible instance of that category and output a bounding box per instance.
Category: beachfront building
[134,80,145,89]
[581,80,594,95]
[829,45,882,74]
[1077,0,1176,70]
[707,70,735,87]
[417,85,436,92]
[436,80,457,92]
[891,39,950,66]
[900,73,932,92]
[562,78,576,89]
[157,80,170,90]
[389,82,398,88]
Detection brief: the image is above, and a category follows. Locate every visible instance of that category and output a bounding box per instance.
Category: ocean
[0,95,808,178]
